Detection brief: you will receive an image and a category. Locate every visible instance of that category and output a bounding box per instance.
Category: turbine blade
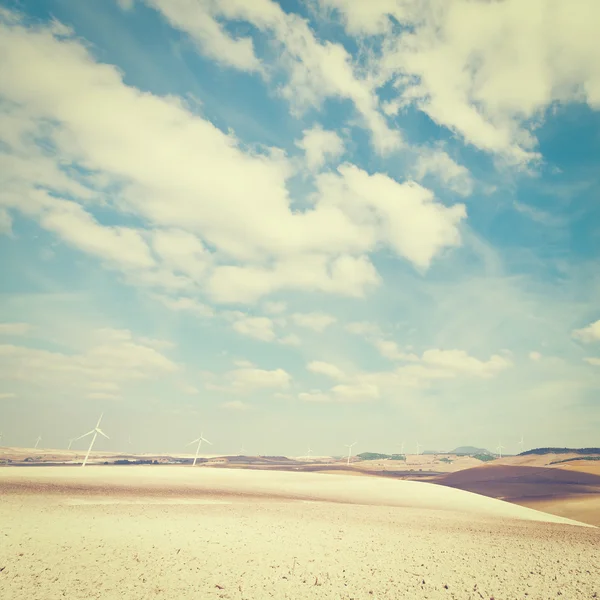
[201,437,212,445]
[96,413,104,428]
[96,429,109,439]
[187,438,200,445]
[73,430,94,442]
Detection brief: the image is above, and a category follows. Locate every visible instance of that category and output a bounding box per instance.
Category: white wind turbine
[34,436,42,449]
[188,432,212,466]
[239,444,247,455]
[72,414,109,468]
[518,433,524,454]
[345,442,357,466]
[496,442,504,459]
[398,441,405,457]
[67,437,76,451]
[307,445,312,458]
[416,441,422,455]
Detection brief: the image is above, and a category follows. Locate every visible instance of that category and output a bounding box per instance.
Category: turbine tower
[416,441,422,455]
[496,442,504,459]
[518,433,524,454]
[72,414,109,467]
[188,432,212,466]
[344,442,357,466]
[0,431,3,445]
[307,446,312,458]
[34,436,42,449]
[239,444,247,455]
[398,441,405,456]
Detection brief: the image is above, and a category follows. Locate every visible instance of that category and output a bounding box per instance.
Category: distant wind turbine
[496,442,504,459]
[416,441,422,455]
[239,444,247,455]
[307,446,312,458]
[398,441,405,456]
[0,431,3,445]
[344,442,357,466]
[128,436,133,447]
[72,414,109,468]
[67,438,76,451]
[34,436,42,449]
[188,432,212,466]
[518,434,524,454]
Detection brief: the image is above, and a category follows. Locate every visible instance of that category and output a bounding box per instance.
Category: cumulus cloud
[209,366,292,395]
[374,339,419,362]
[414,148,473,196]
[296,125,344,170]
[0,13,466,305]
[572,320,600,343]
[154,295,214,317]
[221,400,252,411]
[0,207,12,234]
[326,0,600,165]
[226,312,277,342]
[144,0,400,153]
[0,392,17,400]
[292,312,337,332]
[583,357,600,367]
[0,330,178,399]
[307,360,346,380]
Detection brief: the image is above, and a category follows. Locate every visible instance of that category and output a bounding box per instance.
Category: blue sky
[1,0,599,456]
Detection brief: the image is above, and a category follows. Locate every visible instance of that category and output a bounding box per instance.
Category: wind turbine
[72,414,109,468]
[398,441,405,456]
[307,446,312,458]
[344,442,357,466]
[518,434,524,454]
[187,432,212,466]
[239,444,247,455]
[67,438,76,451]
[0,431,3,445]
[496,442,504,459]
[416,441,422,455]
[34,436,42,449]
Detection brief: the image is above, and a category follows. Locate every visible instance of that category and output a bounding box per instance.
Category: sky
[0,0,599,457]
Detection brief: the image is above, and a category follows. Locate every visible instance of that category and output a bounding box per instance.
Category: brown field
[1,466,598,600]
[431,464,600,526]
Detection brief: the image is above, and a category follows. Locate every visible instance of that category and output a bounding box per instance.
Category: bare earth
[1,467,599,600]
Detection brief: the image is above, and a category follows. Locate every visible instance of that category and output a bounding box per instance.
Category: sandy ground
[1,467,599,600]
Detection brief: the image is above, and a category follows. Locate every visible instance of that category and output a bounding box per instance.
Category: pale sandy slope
[1,467,598,600]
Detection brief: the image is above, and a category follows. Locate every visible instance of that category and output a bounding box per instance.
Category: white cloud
[154,295,214,317]
[584,357,600,367]
[316,164,466,270]
[573,320,600,343]
[296,125,344,170]
[0,15,467,305]
[144,0,262,73]
[344,321,381,337]
[145,0,400,153]
[0,322,32,336]
[307,360,346,380]
[414,148,473,196]
[212,366,292,394]
[330,381,380,402]
[279,334,301,347]
[420,349,511,378]
[292,312,336,332]
[221,400,251,411]
[152,229,211,279]
[374,339,418,362]
[228,312,277,342]
[0,392,17,400]
[263,301,287,315]
[0,331,178,398]
[529,351,542,361]
[298,389,331,403]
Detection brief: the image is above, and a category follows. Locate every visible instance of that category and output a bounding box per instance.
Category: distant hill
[450,446,493,456]
[520,447,600,456]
